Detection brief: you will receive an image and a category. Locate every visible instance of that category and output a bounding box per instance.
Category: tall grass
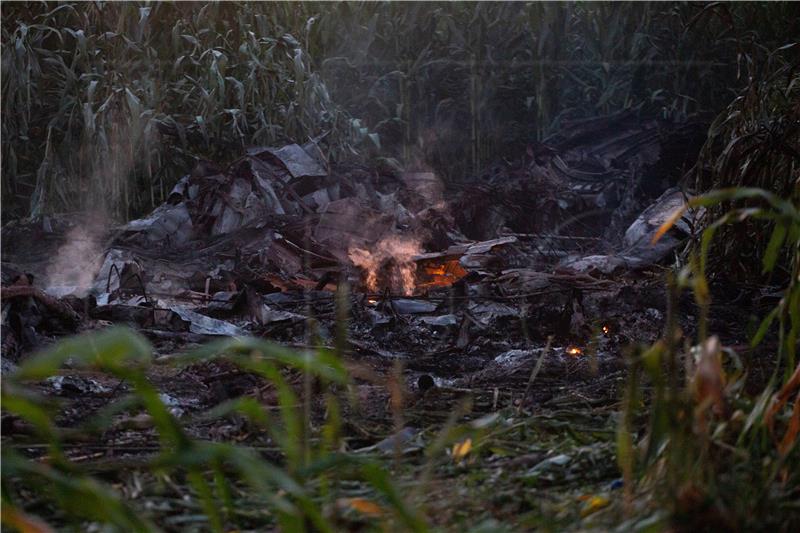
[0,325,432,531]
[617,186,800,529]
[3,2,798,220]
[616,39,800,519]
[692,41,800,281]
[1,2,366,221]
[315,2,799,182]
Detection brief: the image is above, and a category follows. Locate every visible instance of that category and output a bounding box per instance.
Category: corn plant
[1,2,370,221]
[692,40,800,281]
[3,2,799,218]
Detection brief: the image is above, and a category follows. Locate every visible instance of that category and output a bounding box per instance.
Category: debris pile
[2,111,706,412]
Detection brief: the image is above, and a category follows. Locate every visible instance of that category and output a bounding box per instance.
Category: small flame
[566,346,583,356]
[417,259,468,290]
[348,235,422,295]
[602,325,610,335]
[367,298,378,305]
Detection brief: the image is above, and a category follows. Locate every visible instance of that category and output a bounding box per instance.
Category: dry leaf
[651,204,688,244]
[346,497,384,517]
[452,437,472,461]
[692,336,727,435]
[580,495,611,517]
[778,396,800,456]
[765,362,800,436]
[692,336,726,413]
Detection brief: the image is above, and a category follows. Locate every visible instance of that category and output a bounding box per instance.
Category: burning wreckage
[2,111,707,418]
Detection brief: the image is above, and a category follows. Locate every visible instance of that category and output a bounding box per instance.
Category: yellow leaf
[580,495,611,517]
[452,437,472,461]
[347,497,384,517]
[651,204,688,244]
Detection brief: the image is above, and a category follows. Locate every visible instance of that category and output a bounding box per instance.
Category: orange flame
[417,259,468,290]
[566,346,583,356]
[348,235,422,295]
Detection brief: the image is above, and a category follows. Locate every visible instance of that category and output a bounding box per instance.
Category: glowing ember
[348,235,422,295]
[566,346,583,356]
[367,298,378,305]
[417,259,468,290]
[602,325,610,335]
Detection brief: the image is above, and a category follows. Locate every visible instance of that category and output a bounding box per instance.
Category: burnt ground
[0,112,775,530]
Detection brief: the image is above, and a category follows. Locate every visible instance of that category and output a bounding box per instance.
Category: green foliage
[619,187,800,529]
[1,327,431,531]
[1,2,367,220]
[692,38,800,280]
[0,325,545,531]
[315,2,798,181]
[624,38,800,525]
[3,2,798,220]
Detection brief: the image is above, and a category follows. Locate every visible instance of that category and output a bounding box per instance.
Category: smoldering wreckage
[2,111,709,446]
